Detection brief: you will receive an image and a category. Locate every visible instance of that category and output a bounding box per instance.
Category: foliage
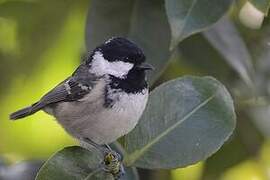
[165,0,233,49]
[249,0,270,15]
[38,0,236,179]
[1,0,270,179]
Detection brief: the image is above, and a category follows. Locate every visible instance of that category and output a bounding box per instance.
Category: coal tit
[10,37,153,150]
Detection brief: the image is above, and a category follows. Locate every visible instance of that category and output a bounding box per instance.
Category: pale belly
[50,87,148,145]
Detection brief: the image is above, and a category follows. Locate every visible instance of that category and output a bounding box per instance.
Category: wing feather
[10,64,98,120]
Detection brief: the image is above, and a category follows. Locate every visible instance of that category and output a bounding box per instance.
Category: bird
[9,37,153,176]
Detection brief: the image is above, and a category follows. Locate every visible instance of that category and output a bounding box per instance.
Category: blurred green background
[0,0,88,160]
[0,0,270,180]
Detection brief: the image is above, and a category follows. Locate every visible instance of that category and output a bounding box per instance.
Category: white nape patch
[90,51,133,79]
[105,37,114,44]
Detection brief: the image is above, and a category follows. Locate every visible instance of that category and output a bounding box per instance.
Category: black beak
[137,63,154,71]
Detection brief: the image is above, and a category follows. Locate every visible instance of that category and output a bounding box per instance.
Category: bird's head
[87,37,153,80]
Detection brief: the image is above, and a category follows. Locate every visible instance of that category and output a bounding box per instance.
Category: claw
[103,149,125,179]
[81,138,125,179]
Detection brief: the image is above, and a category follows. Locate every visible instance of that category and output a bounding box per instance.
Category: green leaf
[36,146,107,180]
[155,47,232,90]
[204,17,255,88]
[202,113,263,180]
[249,0,270,15]
[85,0,171,84]
[36,146,139,180]
[177,34,234,83]
[165,0,233,49]
[123,76,236,169]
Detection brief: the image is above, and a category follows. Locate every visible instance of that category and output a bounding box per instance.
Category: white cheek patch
[90,51,133,79]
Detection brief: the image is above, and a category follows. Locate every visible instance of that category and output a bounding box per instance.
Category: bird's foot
[103,150,125,179]
[101,144,125,179]
[82,138,125,179]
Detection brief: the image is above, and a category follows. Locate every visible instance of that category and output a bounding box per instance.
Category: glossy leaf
[202,113,263,180]
[177,34,234,83]
[36,146,139,180]
[204,17,255,87]
[123,76,236,169]
[85,0,171,84]
[249,0,270,15]
[165,0,233,49]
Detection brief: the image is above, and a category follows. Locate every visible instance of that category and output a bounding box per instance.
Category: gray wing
[38,64,98,105]
[39,78,90,104]
[10,64,98,120]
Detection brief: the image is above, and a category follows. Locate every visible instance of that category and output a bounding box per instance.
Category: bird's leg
[81,138,125,179]
[104,143,113,151]
[82,137,109,155]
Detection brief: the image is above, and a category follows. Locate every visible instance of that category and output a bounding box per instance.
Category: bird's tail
[9,102,42,120]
